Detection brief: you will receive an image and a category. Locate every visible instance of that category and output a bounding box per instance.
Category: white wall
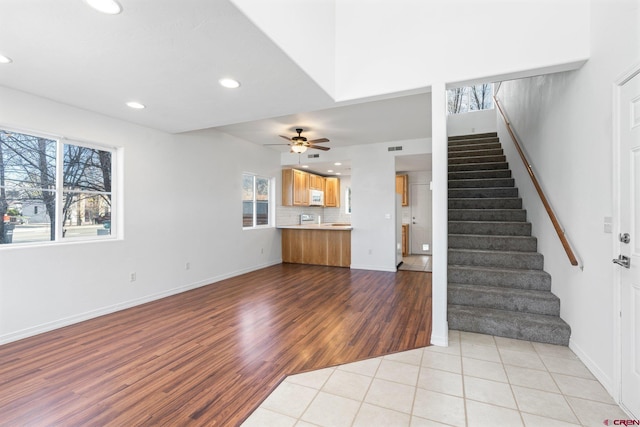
[447,108,497,137]
[496,0,640,395]
[231,0,336,98]
[0,87,282,343]
[235,0,589,103]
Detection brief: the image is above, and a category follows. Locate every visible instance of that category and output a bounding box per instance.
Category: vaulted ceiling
[0,0,432,151]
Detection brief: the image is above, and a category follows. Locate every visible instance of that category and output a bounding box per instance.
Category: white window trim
[242,173,274,230]
[0,125,119,247]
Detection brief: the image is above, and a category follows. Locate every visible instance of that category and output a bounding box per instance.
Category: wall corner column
[431,82,449,346]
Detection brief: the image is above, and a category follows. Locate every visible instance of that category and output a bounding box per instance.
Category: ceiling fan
[266,128,330,153]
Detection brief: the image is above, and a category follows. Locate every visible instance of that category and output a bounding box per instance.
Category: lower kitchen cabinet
[282,229,351,267]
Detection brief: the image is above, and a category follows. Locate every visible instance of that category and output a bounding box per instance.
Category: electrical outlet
[130,272,136,282]
[185,262,190,270]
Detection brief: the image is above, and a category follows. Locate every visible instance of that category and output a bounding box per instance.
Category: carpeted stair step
[449,187,518,199]
[448,177,515,188]
[449,198,523,210]
[447,304,570,345]
[449,162,509,172]
[448,209,527,222]
[448,265,551,291]
[449,248,543,270]
[449,148,504,158]
[448,142,502,152]
[449,220,531,236]
[449,234,537,252]
[448,169,512,180]
[449,132,498,141]
[448,284,561,316]
[449,155,507,165]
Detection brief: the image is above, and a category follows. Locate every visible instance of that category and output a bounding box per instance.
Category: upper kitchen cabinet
[282,169,309,206]
[308,173,325,191]
[324,177,340,207]
[396,174,409,206]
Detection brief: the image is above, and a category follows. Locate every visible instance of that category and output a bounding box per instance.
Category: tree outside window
[0,128,114,245]
[447,84,494,115]
[242,173,271,228]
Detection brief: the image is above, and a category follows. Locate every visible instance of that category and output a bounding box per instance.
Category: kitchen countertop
[277,223,353,230]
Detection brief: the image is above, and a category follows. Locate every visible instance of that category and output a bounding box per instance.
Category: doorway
[616,67,640,419]
[410,182,432,255]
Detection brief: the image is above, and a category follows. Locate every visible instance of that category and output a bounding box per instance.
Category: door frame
[612,62,640,410]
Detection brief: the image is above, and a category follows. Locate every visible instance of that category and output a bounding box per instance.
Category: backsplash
[276,205,350,226]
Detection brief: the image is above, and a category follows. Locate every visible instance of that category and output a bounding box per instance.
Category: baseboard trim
[0,260,282,345]
[569,338,614,398]
[350,264,398,273]
[430,324,450,347]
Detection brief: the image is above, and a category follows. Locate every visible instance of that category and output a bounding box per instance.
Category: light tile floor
[398,255,432,272]
[242,331,631,427]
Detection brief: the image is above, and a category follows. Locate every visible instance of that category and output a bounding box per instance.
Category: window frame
[0,125,118,247]
[242,172,274,230]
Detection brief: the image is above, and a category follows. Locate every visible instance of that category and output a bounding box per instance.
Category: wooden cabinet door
[324,177,340,207]
[309,174,324,191]
[293,169,309,206]
[395,174,409,206]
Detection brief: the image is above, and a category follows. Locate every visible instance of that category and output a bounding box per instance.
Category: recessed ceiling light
[336,172,341,175]
[327,169,334,173]
[126,101,145,109]
[84,0,122,15]
[219,78,240,89]
[334,162,342,166]
[301,165,309,168]
[0,54,13,64]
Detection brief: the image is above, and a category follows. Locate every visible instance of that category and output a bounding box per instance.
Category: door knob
[612,255,631,268]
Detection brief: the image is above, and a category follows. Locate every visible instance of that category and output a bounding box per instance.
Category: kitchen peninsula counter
[278,224,351,267]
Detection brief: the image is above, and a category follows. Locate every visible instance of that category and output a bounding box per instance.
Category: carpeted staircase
[447,132,571,345]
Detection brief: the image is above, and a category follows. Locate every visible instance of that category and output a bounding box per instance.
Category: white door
[618,71,640,418]
[410,183,432,254]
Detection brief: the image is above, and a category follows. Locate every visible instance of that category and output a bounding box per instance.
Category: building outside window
[242,173,272,228]
[0,128,115,245]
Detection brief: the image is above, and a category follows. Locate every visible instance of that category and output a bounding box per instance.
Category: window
[0,128,115,245]
[447,83,494,115]
[242,173,272,228]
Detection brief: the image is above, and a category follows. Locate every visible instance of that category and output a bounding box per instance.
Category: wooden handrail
[494,96,579,267]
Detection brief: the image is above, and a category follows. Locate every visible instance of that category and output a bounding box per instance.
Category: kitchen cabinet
[396,174,409,206]
[402,224,409,256]
[308,173,325,191]
[282,228,351,267]
[282,169,309,206]
[324,177,340,207]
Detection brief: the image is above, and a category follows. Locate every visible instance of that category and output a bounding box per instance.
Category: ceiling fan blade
[309,145,330,151]
[264,143,291,146]
[307,138,329,144]
[279,135,292,141]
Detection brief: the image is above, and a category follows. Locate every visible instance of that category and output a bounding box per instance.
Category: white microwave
[309,189,324,206]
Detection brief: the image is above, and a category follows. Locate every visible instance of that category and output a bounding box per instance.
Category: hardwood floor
[0,264,432,426]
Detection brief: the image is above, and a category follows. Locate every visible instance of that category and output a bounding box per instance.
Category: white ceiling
[0,0,432,169]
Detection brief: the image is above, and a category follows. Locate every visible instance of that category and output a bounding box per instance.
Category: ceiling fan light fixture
[84,0,122,15]
[291,145,307,154]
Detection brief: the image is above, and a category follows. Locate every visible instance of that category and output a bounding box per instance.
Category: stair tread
[449,248,540,256]
[448,264,550,276]
[448,233,535,239]
[448,283,559,299]
[449,304,569,327]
